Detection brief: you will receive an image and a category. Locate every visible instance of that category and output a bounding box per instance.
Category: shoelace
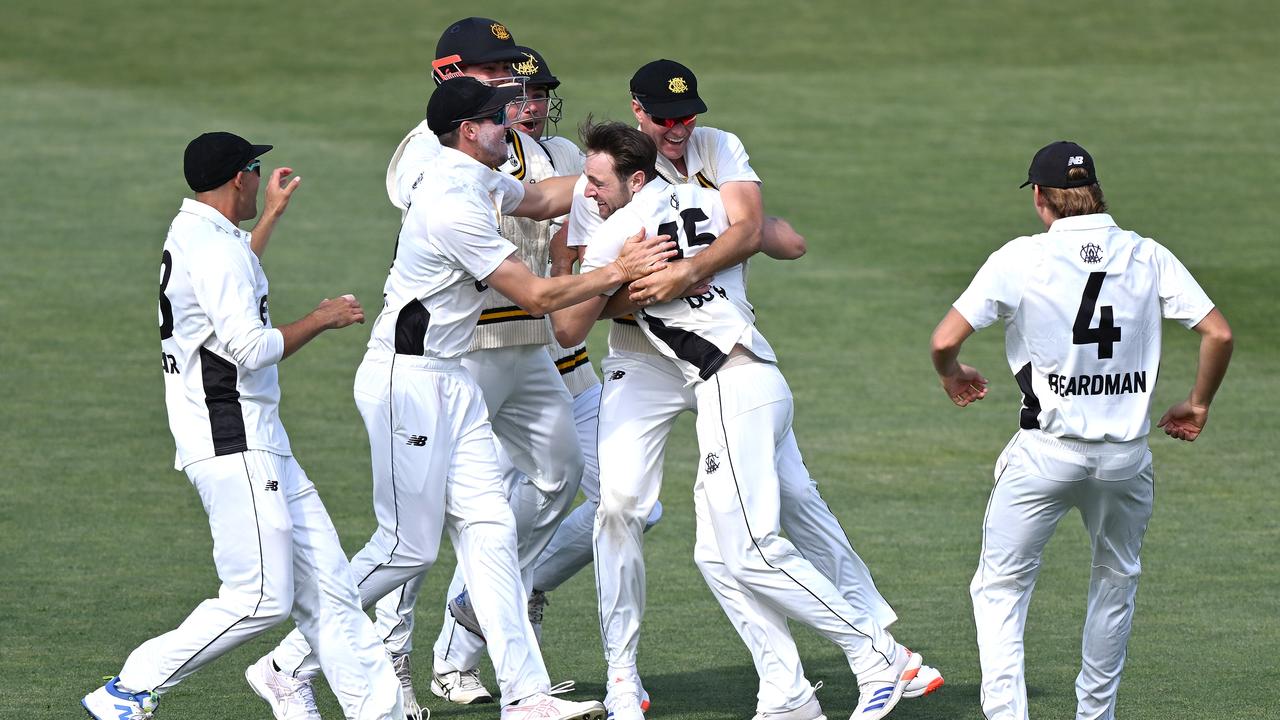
[547,680,576,696]
[457,668,487,690]
[273,672,320,715]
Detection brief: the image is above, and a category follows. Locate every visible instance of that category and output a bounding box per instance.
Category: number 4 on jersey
[1072,271,1122,359]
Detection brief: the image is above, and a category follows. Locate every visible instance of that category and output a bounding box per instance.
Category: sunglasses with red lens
[651,113,696,130]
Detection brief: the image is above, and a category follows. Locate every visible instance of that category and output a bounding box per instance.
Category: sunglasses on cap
[242,159,261,175]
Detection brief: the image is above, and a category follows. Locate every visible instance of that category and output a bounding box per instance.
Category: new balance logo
[704,452,720,474]
[264,480,279,492]
[406,435,428,446]
[608,370,626,381]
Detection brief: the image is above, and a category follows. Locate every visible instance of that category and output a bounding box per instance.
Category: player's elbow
[226,330,283,370]
[553,321,589,349]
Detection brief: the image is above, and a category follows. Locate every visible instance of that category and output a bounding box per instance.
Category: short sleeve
[1153,243,1215,328]
[567,174,601,248]
[707,129,761,184]
[953,242,1027,331]
[430,185,518,281]
[491,171,527,214]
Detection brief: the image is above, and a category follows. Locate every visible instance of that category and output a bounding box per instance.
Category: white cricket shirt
[953,213,1214,442]
[367,146,525,359]
[568,125,761,356]
[159,199,290,469]
[581,178,775,386]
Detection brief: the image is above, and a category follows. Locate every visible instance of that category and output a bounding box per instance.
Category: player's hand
[314,294,365,329]
[613,228,677,284]
[629,259,697,306]
[680,275,713,298]
[940,364,988,407]
[263,167,302,219]
[1157,400,1209,441]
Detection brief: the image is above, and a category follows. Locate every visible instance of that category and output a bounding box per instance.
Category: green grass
[2,1,1277,718]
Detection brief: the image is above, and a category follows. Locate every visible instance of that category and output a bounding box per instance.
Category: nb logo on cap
[1068,155,1085,166]
[514,52,539,76]
[490,23,510,40]
[668,77,689,93]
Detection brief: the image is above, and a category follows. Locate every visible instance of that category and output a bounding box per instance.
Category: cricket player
[558,61,942,719]
[372,23,594,715]
[557,120,925,720]
[930,141,1233,720]
[254,78,674,720]
[82,132,405,720]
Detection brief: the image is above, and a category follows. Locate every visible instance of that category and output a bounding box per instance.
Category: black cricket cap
[427,77,522,135]
[1020,141,1097,189]
[184,132,271,193]
[512,46,560,90]
[629,59,707,119]
[436,17,524,65]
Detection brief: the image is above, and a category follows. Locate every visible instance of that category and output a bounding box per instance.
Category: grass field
[2,1,1278,719]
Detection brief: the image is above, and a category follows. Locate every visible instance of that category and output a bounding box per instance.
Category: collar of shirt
[642,124,705,182]
[1048,213,1117,233]
[179,198,251,244]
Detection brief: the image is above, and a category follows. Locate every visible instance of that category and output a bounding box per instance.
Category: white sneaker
[392,653,425,720]
[503,692,606,720]
[431,667,494,704]
[850,649,922,720]
[751,692,826,720]
[902,662,943,699]
[82,677,158,720]
[604,680,645,720]
[245,655,322,720]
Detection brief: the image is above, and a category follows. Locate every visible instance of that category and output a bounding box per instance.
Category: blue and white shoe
[82,677,159,720]
[851,650,922,720]
[449,589,485,639]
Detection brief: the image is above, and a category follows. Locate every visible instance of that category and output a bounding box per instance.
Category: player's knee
[1091,561,1141,588]
[597,490,649,527]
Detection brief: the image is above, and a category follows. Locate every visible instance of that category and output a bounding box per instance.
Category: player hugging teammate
[83,14,1232,720]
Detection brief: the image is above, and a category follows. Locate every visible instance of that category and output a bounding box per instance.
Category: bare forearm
[249,209,283,258]
[525,265,624,316]
[276,313,329,360]
[1189,334,1233,407]
[602,288,641,319]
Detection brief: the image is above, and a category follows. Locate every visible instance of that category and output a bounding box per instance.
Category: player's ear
[631,99,646,124]
[627,170,645,192]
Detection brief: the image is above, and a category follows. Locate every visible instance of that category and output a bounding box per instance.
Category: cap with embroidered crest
[435,17,524,66]
[184,132,272,193]
[1020,141,1097,189]
[512,46,560,90]
[426,77,522,135]
[629,59,707,119]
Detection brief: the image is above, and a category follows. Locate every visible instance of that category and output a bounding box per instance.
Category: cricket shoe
[504,692,606,720]
[246,655,322,720]
[529,589,549,642]
[431,667,494,704]
[448,589,485,640]
[604,679,645,720]
[902,661,943,699]
[82,677,158,720]
[851,649,922,720]
[392,653,425,720]
[751,690,826,720]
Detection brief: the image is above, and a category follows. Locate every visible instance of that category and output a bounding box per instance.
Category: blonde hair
[1040,167,1108,218]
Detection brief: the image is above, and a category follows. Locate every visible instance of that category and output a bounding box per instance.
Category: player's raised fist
[314,293,365,329]
[613,228,677,284]
[263,166,302,218]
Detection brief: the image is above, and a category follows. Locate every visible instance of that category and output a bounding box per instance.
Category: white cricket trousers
[592,351,897,708]
[116,450,402,720]
[373,345,584,671]
[270,352,549,706]
[973,429,1154,720]
[692,362,898,710]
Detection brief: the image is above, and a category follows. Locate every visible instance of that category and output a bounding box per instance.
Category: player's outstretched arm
[510,174,579,221]
[931,308,989,407]
[250,167,302,258]
[1157,307,1233,441]
[276,295,365,361]
[629,180,763,304]
[486,228,675,318]
[760,216,807,260]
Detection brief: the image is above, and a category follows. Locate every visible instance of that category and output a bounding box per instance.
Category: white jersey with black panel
[159,199,290,469]
[568,125,763,357]
[581,178,775,386]
[368,146,524,359]
[953,213,1214,442]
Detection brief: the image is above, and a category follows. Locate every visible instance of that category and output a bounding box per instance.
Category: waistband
[1020,429,1147,456]
[362,349,463,372]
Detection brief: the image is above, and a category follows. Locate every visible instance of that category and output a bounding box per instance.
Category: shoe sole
[558,706,606,720]
[431,678,494,705]
[902,675,944,699]
[448,598,487,640]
